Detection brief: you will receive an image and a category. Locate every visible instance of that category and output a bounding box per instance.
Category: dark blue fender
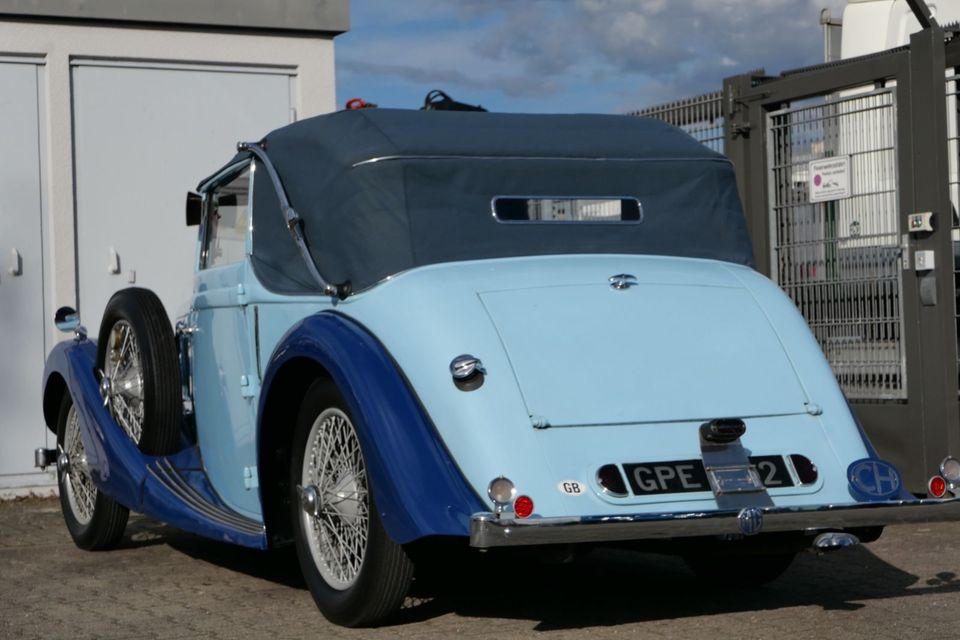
[43,340,267,548]
[43,340,143,507]
[259,312,486,543]
[844,397,915,502]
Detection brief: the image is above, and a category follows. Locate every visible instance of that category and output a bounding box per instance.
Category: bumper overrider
[470,456,960,548]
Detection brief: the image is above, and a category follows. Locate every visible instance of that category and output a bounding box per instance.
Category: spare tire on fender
[96,287,181,456]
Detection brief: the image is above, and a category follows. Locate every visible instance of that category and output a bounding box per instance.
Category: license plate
[623,455,795,496]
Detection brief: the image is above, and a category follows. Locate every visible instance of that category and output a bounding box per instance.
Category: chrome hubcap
[62,404,97,525]
[300,407,369,590]
[299,484,321,518]
[103,320,144,444]
[57,451,71,475]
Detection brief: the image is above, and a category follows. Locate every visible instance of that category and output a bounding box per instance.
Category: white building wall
[0,19,339,495]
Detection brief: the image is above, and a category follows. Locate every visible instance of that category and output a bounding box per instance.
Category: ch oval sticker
[558,480,586,496]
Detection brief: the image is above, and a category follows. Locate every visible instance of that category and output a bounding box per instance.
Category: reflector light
[488,477,516,506]
[513,495,534,518]
[940,457,960,483]
[929,475,948,498]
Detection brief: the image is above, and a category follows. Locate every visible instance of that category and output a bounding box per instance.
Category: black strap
[421,89,487,112]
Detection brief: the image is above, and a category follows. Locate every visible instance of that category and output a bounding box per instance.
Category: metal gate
[721,27,960,491]
[767,89,906,401]
[946,72,960,397]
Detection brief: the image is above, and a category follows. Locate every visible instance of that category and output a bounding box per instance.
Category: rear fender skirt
[258,311,486,543]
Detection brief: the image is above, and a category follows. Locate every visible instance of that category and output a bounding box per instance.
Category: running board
[143,458,266,548]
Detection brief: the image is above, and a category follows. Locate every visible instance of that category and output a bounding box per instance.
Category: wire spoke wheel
[95,288,180,456]
[291,381,414,627]
[62,404,97,525]
[56,394,129,551]
[301,408,369,590]
[103,320,145,444]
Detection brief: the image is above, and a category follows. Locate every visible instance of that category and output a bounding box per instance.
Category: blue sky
[335,0,847,114]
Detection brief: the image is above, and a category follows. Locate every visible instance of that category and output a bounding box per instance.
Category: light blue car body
[44,109,929,553]
[190,248,870,524]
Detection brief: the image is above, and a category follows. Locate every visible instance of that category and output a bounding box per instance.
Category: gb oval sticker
[558,480,585,496]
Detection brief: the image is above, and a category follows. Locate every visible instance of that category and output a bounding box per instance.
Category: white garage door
[72,61,295,331]
[0,59,49,489]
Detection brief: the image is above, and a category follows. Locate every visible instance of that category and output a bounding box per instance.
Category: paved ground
[2,498,960,639]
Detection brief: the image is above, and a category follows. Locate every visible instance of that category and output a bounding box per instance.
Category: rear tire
[56,393,129,550]
[683,551,795,587]
[96,287,180,455]
[290,380,414,627]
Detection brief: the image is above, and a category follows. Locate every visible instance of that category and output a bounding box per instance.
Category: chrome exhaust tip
[812,531,860,553]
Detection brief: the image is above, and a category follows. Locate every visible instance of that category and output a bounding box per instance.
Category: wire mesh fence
[767,89,906,400]
[629,92,724,154]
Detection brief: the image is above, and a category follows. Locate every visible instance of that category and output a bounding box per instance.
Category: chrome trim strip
[469,498,960,548]
[148,459,265,536]
[351,155,733,168]
[236,141,338,297]
[150,460,262,533]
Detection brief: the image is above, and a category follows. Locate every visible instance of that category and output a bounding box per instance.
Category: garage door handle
[8,248,21,276]
[107,247,120,274]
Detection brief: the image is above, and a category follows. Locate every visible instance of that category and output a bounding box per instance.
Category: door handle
[8,248,21,276]
[108,247,120,274]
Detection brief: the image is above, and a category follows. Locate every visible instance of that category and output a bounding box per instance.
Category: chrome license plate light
[707,466,764,495]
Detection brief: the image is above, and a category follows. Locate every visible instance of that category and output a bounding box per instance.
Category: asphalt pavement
[2,497,960,639]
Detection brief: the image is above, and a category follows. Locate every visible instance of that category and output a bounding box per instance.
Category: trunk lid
[479,280,809,427]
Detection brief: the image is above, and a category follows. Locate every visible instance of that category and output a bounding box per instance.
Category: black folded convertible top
[211,109,754,293]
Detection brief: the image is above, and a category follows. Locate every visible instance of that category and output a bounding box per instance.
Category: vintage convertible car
[37,108,960,627]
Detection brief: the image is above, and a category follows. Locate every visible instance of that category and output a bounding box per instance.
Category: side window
[203,166,250,269]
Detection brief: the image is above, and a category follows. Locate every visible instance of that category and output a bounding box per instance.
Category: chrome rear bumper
[469,498,960,548]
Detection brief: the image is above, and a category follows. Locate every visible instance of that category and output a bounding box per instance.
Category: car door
[188,162,262,519]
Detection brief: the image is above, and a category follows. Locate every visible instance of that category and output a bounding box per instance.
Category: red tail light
[513,495,534,519]
[929,475,947,498]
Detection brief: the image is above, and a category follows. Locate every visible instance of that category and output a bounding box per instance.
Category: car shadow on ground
[133,517,306,590]
[135,518,960,630]
[397,546,960,630]
[118,515,182,550]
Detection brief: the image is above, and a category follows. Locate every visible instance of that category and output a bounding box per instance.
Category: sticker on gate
[808,156,851,203]
[558,480,586,496]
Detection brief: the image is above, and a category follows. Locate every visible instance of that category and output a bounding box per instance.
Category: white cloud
[338,0,852,112]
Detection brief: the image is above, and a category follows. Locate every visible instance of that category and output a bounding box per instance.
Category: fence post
[724,73,773,275]
[903,26,960,467]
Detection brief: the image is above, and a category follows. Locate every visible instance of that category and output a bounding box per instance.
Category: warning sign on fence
[808,156,851,203]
